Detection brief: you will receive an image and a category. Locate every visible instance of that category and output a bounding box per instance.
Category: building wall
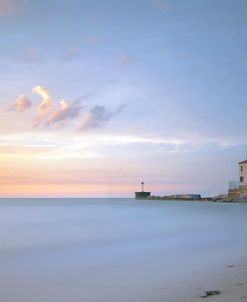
[239,163,247,186]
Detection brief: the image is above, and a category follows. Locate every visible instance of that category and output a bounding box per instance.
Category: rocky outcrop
[200,290,220,298]
[228,185,247,202]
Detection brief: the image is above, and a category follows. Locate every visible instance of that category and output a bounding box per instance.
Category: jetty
[135,182,151,199]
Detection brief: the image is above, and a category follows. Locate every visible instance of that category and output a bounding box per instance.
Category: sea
[0,198,247,302]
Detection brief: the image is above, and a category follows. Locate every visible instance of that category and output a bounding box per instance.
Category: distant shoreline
[145,196,235,202]
[139,194,238,202]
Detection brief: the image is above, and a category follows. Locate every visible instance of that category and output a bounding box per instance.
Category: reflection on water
[0,198,247,302]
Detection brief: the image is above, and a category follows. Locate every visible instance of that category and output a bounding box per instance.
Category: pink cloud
[24,48,39,62]
[116,53,132,66]
[33,86,52,114]
[0,0,19,16]
[46,99,84,125]
[9,94,32,112]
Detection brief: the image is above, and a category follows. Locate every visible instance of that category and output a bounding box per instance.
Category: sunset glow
[1,0,247,197]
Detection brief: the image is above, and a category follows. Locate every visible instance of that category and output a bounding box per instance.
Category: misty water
[0,198,247,302]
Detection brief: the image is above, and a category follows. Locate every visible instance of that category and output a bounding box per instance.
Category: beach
[0,198,247,302]
[209,262,247,302]
[181,257,247,302]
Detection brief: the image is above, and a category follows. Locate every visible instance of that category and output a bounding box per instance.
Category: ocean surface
[0,198,247,302]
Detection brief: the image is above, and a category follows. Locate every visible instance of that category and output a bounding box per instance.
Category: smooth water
[0,198,247,302]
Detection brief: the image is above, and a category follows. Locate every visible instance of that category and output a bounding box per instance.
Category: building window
[240,176,244,183]
[241,166,243,172]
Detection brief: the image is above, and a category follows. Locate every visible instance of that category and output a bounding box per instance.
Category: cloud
[32,87,90,127]
[24,48,39,62]
[33,85,52,114]
[85,36,99,44]
[79,105,125,131]
[0,0,19,16]
[64,48,81,61]
[9,95,32,112]
[116,53,132,66]
[46,99,84,125]
[6,85,123,132]
[32,85,53,126]
[152,0,172,11]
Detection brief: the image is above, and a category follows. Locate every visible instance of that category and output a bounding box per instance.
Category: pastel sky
[0,0,247,197]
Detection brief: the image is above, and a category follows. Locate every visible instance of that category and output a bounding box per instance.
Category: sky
[0,0,247,197]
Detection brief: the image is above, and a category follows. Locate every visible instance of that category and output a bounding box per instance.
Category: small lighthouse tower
[135,182,151,200]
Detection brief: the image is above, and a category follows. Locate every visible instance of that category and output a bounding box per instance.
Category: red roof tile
[239,160,247,164]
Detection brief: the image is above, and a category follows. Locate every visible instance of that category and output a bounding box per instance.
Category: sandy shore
[180,257,247,302]
[204,263,247,302]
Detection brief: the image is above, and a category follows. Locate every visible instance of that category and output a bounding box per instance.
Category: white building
[228,159,247,201]
[239,160,247,187]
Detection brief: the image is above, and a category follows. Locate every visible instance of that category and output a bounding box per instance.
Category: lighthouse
[135,182,151,200]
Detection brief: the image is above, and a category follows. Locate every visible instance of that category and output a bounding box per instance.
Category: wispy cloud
[24,48,39,62]
[0,0,23,17]
[85,36,99,44]
[31,87,96,128]
[0,131,185,162]
[116,53,132,66]
[9,95,32,112]
[0,0,19,16]
[47,99,84,125]
[79,105,126,130]
[64,48,81,61]
[151,0,172,12]
[6,85,124,131]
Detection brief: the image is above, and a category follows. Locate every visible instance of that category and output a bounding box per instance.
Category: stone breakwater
[146,194,238,202]
[147,194,202,201]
